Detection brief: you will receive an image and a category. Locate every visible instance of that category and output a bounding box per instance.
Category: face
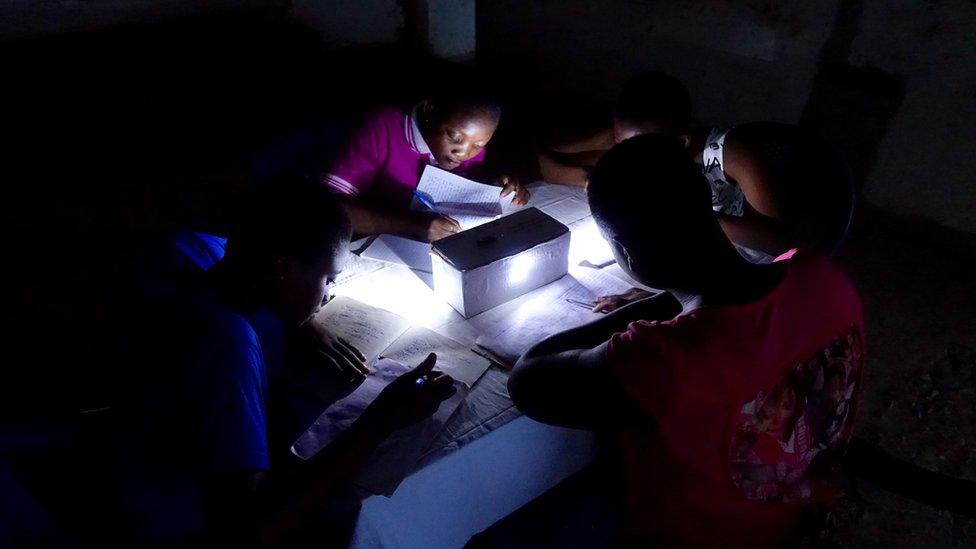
[277,248,347,326]
[421,104,498,170]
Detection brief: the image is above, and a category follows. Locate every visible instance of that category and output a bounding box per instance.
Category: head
[587,134,740,294]
[223,180,352,326]
[418,90,502,171]
[612,71,692,146]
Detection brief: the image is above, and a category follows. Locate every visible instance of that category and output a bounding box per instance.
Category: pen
[565,298,595,310]
[413,190,441,214]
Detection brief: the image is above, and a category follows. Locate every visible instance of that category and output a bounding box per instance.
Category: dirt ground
[829,205,976,547]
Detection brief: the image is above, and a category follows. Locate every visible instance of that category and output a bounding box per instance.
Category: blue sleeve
[169,230,228,274]
[198,316,270,474]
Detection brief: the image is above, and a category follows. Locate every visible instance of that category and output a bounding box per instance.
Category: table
[325,184,631,548]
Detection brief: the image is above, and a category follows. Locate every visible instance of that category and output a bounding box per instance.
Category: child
[541,72,850,268]
[116,181,457,545]
[537,71,691,188]
[509,135,865,547]
[323,89,529,242]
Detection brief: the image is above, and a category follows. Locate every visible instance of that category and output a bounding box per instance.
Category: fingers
[318,352,355,381]
[423,373,457,407]
[412,352,438,378]
[499,181,515,198]
[591,298,621,314]
[514,185,530,206]
[429,372,454,390]
[334,340,370,376]
[443,217,462,233]
[338,337,367,362]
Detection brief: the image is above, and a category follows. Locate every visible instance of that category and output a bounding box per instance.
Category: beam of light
[568,218,615,267]
[507,252,537,285]
[332,263,460,328]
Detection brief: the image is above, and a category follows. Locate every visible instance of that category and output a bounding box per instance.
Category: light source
[507,252,537,285]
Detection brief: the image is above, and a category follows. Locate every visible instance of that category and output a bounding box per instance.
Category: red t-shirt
[607,254,865,547]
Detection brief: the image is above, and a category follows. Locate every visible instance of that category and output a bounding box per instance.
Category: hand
[299,322,370,381]
[412,212,461,242]
[497,175,530,206]
[362,353,457,433]
[591,288,653,314]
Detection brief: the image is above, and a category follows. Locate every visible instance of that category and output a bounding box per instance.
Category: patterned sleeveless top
[702,127,776,264]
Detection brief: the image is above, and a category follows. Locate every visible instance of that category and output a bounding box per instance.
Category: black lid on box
[431,207,569,271]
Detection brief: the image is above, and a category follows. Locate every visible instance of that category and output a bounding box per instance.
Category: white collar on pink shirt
[405,105,438,165]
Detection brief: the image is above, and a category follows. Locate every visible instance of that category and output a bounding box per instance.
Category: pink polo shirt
[323,105,486,207]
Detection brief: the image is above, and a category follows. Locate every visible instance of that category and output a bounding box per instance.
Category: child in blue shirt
[117,181,456,545]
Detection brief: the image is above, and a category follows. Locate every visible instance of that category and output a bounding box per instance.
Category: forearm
[537,153,589,187]
[250,415,389,545]
[717,212,798,256]
[524,292,680,358]
[339,197,421,239]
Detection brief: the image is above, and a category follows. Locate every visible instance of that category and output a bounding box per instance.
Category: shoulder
[178,294,264,367]
[607,318,684,362]
[360,105,408,132]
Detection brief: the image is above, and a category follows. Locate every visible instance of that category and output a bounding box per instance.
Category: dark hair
[588,134,710,243]
[614,71,692,134]
[426,70,503,125]
[226,179,351,270]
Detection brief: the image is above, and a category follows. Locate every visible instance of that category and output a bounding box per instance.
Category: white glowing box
[430,207,570,318]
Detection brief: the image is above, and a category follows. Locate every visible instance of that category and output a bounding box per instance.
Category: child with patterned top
[510,135,865,547]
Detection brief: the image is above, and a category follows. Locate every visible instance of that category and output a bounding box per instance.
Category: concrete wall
[427,0,477,60]
[478,0,976,234]
[0,1,286,41]
[292,0,403,47]
[1,0,405,47]
[849,1,976,234]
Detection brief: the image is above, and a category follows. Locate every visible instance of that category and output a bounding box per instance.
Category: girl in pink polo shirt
[323,93,528,242]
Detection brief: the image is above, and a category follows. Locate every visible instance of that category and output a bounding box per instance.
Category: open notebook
[308,295,491,387]
[293,296,493,495]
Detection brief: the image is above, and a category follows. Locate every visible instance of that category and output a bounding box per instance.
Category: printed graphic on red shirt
[730,326,864,503]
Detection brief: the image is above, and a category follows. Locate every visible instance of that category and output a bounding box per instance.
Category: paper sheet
[381,325,491,387]
[289,358,468,497]
[331,263,463,328]
[413,165,502,225]
[311,296,412,362]
[473,267,634,366]
[361,235,434,272]
[537,195,591,226]
[451,213,500,231]
[290,358,410,459]
[334,251,388,286]
[353,380,468,496]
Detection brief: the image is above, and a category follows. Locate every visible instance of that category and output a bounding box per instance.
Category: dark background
[2,1,975,545]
